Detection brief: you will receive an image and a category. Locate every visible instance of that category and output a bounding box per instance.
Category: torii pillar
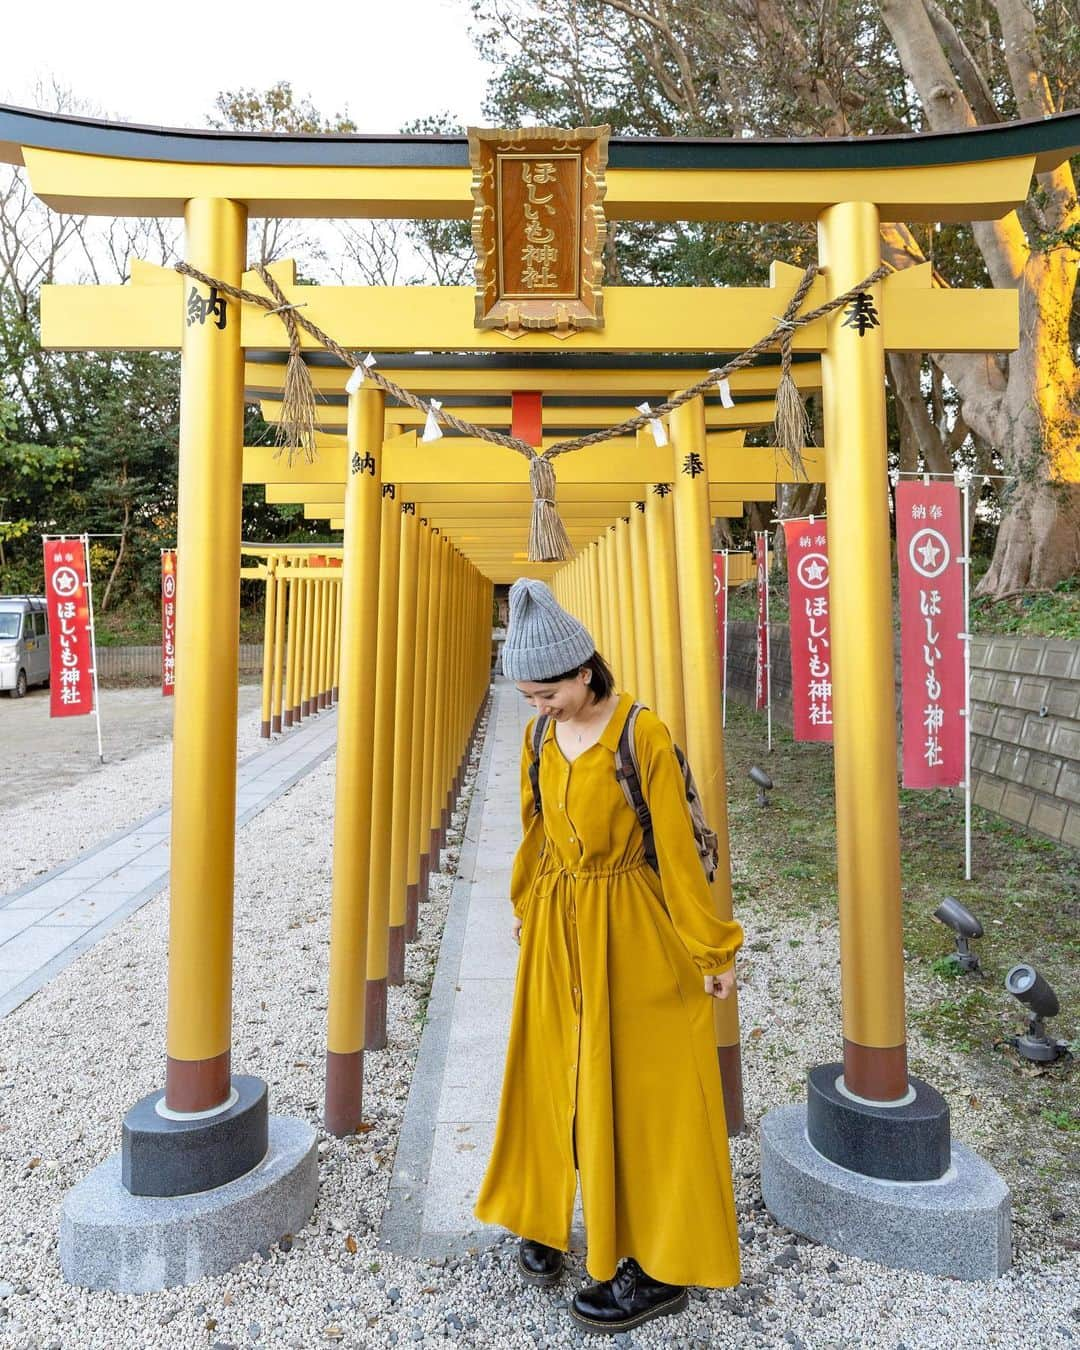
[760,201,1011,1282]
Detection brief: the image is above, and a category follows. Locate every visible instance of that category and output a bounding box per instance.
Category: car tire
[12,669,27,698]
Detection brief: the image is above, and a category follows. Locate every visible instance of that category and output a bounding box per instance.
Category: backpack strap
[527,714,551,817]
[614,703,658,872]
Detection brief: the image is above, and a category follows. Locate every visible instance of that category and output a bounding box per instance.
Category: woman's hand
[512,916,523,945]
[704,969,735,999]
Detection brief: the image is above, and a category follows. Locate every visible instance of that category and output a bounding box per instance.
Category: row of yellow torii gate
[18,105,1078,1148]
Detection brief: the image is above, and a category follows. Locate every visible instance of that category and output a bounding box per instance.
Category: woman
[475,578,743,1336]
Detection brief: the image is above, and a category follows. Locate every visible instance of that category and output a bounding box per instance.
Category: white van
[0,596,50,697]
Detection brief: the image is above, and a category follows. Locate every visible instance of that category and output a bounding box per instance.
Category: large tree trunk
[879,0,1080,598]
[976,245,1080,592]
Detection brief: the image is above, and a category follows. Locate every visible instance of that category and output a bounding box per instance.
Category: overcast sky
[0,0,491,132]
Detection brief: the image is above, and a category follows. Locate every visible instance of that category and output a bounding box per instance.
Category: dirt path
[0,683,263,813]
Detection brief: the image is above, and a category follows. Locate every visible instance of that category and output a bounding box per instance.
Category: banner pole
[721,550,729,730]
[764,533,773,753]
[960,473,973,882]
[81,532,105,764]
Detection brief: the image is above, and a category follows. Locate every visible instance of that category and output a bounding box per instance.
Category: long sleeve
[510,719,547,920]
[637,713,743,975]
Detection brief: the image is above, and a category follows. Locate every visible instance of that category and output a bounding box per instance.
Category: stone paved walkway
[0,709,338,1018]
[382,679,585,1258]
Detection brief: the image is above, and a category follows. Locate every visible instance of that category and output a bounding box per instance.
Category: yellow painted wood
[818,201,907,1076]
[260,398,779,432]
[243,359,824,398]
[670,396,741,1073]
[326,386,385,1072]
[165,197,246,1090]
[243,442,824,487]
[366,493,403,998]
[23,144,1034,223]
[40,275,1018,355]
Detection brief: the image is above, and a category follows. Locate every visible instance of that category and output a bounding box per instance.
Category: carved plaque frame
[469,124,609,337]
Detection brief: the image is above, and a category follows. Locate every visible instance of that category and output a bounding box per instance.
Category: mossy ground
[722,698,1080,1241]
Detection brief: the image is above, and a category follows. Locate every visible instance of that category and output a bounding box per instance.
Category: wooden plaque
[469,125,609,336]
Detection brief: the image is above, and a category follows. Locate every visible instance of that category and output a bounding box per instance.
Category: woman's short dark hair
[544,650,615,701]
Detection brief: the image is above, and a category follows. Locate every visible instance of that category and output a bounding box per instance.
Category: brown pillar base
[843,1038,909,1102]
[284,709,294,729]
[271,714,282,735]
[405,885,419,942]
[418,854,430,903]
[319,691,328,710]
[388,925,406,984]
[301,699,311,718]
[364,978,388,1052]
[324,1049,364,1137]
[259,720,271,739]
[428,828,441,873]
[717,1043,746,1137]
[441,806,451,835]
[165,1049,231,1114]
[332,685,339,703]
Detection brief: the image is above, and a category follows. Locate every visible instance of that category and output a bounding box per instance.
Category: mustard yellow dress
[474,691,743,1288]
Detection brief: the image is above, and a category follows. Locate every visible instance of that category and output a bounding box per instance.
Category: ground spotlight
[748,765,773,808]
[933,897,983,973]
[1003,964,1071,1064]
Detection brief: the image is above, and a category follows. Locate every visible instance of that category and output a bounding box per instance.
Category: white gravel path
[0,695,1076,1348]
[0,688,264,893]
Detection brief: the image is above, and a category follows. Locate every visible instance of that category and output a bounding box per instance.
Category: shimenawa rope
[175,259,888,561]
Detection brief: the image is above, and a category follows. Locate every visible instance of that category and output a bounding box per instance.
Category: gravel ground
[0,686,264,892]
[0,697,1077,1348]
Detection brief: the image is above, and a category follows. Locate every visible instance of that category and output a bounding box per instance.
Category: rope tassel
[528,456,574,563]
[773,328,810,481]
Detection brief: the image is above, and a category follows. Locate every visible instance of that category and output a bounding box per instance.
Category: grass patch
[725,560,1079,638]
[722,697,1080,1213]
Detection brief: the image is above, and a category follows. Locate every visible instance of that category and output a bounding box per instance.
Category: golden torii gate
[11,100,1078,1287]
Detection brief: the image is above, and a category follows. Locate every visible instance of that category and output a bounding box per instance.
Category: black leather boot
[570,1258,689,1334]
[517,1238,564,1286]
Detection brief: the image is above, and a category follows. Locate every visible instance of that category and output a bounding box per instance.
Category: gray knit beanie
[502,579,596,681]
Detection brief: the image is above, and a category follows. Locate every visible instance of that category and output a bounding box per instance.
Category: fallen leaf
[345,1234,357,1254]
[323,1326,344,1340]
[750,1028,765,1040]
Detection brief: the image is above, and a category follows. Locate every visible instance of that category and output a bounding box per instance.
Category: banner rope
[175,260,888,561]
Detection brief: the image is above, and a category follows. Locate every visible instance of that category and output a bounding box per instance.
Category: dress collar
[540,690,633,754]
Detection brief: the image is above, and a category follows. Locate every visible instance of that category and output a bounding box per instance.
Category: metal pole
[721,551,729,730]
[76,533,105,765]
[763,533,773,754]
[960,471,973,883]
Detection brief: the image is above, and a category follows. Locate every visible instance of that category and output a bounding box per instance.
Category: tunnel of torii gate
[6,101,1080,1285]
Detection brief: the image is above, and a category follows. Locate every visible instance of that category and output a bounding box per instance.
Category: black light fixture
[933,897,983,974]
[1003,964,1071,1064]
[748,765,773,808]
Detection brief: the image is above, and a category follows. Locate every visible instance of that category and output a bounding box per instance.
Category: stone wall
[725,622,1079,848]
[969,635,1080,849]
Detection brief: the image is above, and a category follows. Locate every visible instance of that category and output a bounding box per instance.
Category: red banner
[43,537,94,718]
[755,535,769,710]
[712,552,727,674]
[897,481,965,787]
[784,520,833,742]
[161,549,177,697]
